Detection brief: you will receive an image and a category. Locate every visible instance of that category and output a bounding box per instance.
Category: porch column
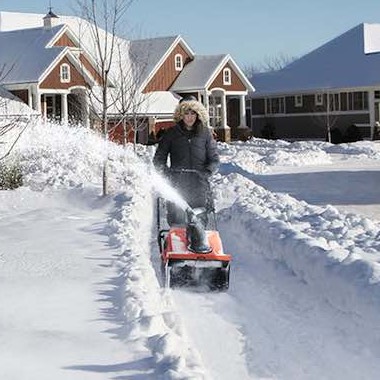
[83,92,90,128]
[221,93,227,129]
[32,88,41,114]
[218,93,231,142]
[28,86,33,109]
[368,90,375,140]
[203,90,210,127]
[239,95,247,128]
[61,93,68,125]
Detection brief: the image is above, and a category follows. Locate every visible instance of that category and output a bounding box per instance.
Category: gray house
[248,23,380,141]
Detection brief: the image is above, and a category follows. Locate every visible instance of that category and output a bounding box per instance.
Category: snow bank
[214,172,380,328]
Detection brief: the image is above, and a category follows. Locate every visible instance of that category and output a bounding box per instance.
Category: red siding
[143,43,192,92]
[53,32,77,48]
[209,62,246,91]
[10,89,28,104]
[40,56,87,89]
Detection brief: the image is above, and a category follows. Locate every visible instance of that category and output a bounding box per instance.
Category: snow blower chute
[157,197,231,291]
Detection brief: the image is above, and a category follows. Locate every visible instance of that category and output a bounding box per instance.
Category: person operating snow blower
[153,96,220,227]
[154,97,230,290]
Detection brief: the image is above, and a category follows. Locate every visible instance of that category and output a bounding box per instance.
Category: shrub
[329,128,343,144]
[261,123,276,139]
[0,161,23,190]
[344,124,362,143]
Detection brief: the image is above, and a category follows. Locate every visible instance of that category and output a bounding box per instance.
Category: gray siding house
[248,23,380,141]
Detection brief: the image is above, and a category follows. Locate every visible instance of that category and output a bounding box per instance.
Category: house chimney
[43,8,59,30]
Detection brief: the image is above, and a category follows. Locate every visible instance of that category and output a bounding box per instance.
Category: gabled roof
[129,35,194,90]
[252,23,380,97]
[171,54,255,93]
[0,25,66,84]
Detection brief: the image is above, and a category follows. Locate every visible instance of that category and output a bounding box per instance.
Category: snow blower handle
[170,168,207,178]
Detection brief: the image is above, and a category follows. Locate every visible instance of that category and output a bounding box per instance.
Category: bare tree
[0,65,35,162]
[75,0,135,196]
[108,38,155,151]
[244,53,297,76]
[312,91,339,143]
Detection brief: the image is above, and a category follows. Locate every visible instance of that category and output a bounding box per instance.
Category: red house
[0,10,254,143]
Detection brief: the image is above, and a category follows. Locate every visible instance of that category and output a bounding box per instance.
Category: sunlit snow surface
[0,121,380,379]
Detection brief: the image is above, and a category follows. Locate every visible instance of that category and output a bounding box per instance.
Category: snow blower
[157,197,231,291]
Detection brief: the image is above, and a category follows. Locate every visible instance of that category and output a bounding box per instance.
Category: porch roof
[170,54,228,91]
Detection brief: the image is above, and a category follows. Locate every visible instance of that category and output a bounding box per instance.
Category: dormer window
[60,63,70,83]
[175,54,183,71]
[223,68,231,85]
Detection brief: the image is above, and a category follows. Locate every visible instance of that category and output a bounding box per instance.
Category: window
[223,68,231,85]
[341,91,368,111]
[209,96,222,128]
[315,93,323,106]
[266,97,285,114]
[60,63,70,83]
[327,93,340,112]
[351,91,368,110]
[295,95,303,107]
[174,54,183,71]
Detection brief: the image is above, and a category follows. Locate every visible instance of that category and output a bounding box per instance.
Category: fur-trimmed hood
[173,99,209,125]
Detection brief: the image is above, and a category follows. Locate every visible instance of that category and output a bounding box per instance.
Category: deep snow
[0,121,379,379]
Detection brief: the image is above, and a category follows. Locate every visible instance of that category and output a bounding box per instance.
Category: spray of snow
[150,170,190,211]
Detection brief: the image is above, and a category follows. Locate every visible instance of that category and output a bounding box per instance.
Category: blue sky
[2,0,380,68]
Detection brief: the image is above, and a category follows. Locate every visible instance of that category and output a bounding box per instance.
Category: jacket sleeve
[153,132,171,173]
[204,131,220,175]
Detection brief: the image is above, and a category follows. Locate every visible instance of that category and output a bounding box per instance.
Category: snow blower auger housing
[157,198,231,291]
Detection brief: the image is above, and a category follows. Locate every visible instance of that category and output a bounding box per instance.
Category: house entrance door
[44,94,61,121]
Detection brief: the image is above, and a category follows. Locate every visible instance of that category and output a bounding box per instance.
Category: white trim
[174,53,183,71]
[205,54,255,93]
[139,35,195,92]
[295,94,303,107]
[251,110,369,118]
[223,68,231,85]
[38,49,97,87]
[315,93,323,106]
[60,63,71,83]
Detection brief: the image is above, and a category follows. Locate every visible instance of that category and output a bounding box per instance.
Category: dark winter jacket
[153,123,220,176]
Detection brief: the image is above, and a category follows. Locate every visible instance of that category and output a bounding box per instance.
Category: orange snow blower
[157,198,231,290]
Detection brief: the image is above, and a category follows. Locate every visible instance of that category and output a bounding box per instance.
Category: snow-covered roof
[0,11,178,92]
[0,25,66,84]
[171,54,228,91]
[251,23,380,96]
[129,35,185,88]
[171,54,255,93]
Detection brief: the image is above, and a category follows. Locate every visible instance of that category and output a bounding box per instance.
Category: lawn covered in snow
[0,121,379,379]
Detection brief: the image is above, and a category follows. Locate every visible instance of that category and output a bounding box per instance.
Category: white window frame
[223,68,231,85]
[174,54,183,71]
[60,63,71,83]
[265,97,285,114]
[295,95,303,107]
[315,93,323,106]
